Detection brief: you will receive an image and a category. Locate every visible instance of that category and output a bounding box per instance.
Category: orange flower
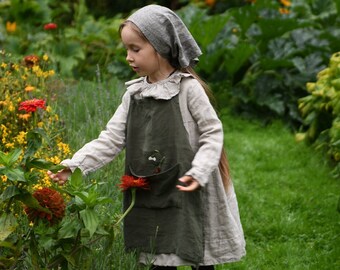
[24,187,66,225]
[18,113,31,121]
[279,7,290,14]
[24,55,39,67]
[205,0,216,7]
[119,175,149,191]
[6,21,16,33]
[19,98,46,112]
[43,23,58,30]
[280,0,291,7]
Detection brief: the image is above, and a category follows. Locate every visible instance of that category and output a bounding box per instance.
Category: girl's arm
[181,78,224,187]
[56,92,130,177]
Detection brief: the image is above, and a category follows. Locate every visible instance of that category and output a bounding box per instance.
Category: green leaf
[230,5,259,34]
[74,191,90,205]
[1,167,26,182]
[95,197,113,205]
[223,42,256,77]
[0,240,16,250]
[58,218,82,239]
[177,5,231,47]
[257,18,311,41]
[0,213,18,241]
[0,149,22,167]
[0,186,21,202]
[80,208,99,237]
[69,168,84,189]
[26,158,65,172]
[29,231,41,269]
[24,130,43,160]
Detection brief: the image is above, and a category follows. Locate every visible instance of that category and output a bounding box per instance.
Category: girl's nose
[126,52,133,63]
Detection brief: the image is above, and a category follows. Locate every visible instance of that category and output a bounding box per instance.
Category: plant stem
[114,188,136,226]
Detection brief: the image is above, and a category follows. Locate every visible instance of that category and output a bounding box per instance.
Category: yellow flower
[1,62,7,68]
[15,131,27,145]
[57,142,71,155]
[5,142,15,149]
[37,122,44,128]
[1,175,7,182]
[6,21,17,33]
[8,103,15,112]
[13,64,20,71]
[25,85,35,92]
[43,54,49,61]
[29,221,34,227]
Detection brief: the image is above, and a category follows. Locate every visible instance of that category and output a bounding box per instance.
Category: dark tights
[150,266,214,270]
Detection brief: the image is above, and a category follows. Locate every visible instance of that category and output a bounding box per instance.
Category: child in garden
[48,4,245,270]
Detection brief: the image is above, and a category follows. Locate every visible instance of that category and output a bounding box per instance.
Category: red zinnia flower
[44,23,57,30]
[115,175,149,226]
[19,98,46,113]
[24,55,39,67]
[119,175,149,191]
[24,187,66,225]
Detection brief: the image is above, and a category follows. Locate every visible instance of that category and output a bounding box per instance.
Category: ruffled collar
[125,71,192,100]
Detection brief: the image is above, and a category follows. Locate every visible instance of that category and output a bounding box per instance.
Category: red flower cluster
[19,98,46,113]
[25,187,66,225]
[119,175,149,191]
[24,55,39,67]
[44,23,57,30]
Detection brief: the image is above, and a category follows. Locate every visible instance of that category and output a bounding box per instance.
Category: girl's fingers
[176,175,200,192]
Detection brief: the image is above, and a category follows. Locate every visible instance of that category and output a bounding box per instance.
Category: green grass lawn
[58,81,340,269]
[217,112,340,270]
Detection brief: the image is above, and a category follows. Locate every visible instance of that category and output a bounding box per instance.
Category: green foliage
[0,132,119,269]
[2,0,340,127]
[298,52,340,177]
[179,0,340,127]
[0,0,124,79]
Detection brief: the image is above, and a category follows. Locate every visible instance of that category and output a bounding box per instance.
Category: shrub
[297,52,340,177]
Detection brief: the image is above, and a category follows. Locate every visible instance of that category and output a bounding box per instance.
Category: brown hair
[120,21,232,190]
[181,66,232,191]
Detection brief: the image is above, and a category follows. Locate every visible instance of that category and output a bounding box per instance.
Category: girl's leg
[191,266,214,270]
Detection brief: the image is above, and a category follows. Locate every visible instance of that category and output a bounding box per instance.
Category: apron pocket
[129,164,181,209]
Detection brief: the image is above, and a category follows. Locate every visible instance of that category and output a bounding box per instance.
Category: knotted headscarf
[127,4,202,68]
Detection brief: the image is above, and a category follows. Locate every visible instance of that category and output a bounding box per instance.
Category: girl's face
[121,23,173,83]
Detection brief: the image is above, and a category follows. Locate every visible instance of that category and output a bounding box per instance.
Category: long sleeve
[61,92,130,175]
[180,78,224,187]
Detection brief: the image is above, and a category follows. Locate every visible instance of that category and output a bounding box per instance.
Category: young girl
[48,4,246,270]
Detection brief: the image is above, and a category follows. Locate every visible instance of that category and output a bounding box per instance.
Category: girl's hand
[176,175,200,192]
[47,168,72,186]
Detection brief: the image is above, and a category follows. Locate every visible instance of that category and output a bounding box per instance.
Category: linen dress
[61,71,246,266]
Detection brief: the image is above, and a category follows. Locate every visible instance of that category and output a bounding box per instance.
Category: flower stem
[115,188,136,226]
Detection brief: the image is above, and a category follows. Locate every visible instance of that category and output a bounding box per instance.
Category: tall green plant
[0,130,116,269]
[298,52,340,177]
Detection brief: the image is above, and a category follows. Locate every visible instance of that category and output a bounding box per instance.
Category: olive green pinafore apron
[123,93,204,263]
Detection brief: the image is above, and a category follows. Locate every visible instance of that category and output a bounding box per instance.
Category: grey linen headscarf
[127,4,202,68]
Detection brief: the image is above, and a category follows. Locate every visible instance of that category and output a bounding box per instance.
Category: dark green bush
[179,0,340,128]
